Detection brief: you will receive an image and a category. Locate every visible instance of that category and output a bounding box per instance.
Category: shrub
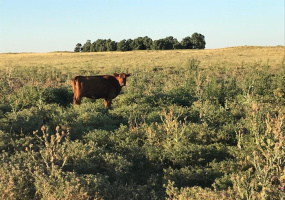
[42,86,73,107]
[164,166,223,188]
[8,86,43,110]
[1,107,43,135]
[0,130,11,151]
[232,106,285,199]
[0,152,36,200]
[191,100,232,127]
[165,180,238,200]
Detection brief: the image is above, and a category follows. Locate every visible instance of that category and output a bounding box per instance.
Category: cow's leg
[104,99,112,108]
[73,96,81,106]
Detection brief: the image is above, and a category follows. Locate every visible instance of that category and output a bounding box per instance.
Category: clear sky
[0,0,284,53]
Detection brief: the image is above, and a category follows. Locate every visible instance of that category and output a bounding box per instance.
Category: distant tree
[152,39,166,50]
[126,39,133,51]
[131,37,146,50]
[76,33,206,52]
[93,39,107,52]
[90,42,95,52]
[173,39,182,49]
[117,40,127,51]
[191,33,206,49]
[152,36,179,50]
[164,36,182,49]
[90,39,117,52]
[82,40,92,52]
[117,39,133,51]
[143,36,153,50]
[181,36,193,49]
[164,36,175,49]
[106,39,117,51]
[74,43,82,52]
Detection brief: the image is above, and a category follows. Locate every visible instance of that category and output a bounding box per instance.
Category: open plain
[0,46,284,199]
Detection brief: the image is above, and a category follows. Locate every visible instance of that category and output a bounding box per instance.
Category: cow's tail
[71,76,81,105]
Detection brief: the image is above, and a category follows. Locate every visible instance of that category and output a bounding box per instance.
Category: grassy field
[1,46,283,72]
[0,46,284,199]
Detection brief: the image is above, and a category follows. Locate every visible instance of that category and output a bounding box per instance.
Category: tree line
[74,32,206,52]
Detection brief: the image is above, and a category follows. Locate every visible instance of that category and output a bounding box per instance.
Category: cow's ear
[126,73,131,77]
[114,73,119,77]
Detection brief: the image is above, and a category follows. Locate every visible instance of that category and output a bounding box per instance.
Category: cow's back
[73,75,120,99]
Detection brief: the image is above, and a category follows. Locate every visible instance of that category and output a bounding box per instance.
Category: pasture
[0,46,284,199]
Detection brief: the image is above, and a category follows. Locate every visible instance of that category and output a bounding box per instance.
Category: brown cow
[71,72,131,108]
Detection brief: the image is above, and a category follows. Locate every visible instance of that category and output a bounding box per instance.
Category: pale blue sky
[0,0,284,53]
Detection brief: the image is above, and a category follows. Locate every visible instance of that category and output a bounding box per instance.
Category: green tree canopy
[143,36,153,50]
[152,36,180,50]
[82,40,91,52]
[191,33,206,49]
[131,37,146,50]
[94,39,107,52]
[76,33,206,52]
[106,39,117,51]
[181,36,193,49]
[117,39,133,51]
[74,43,82,52]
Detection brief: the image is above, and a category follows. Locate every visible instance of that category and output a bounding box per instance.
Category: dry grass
[0,46,284,75]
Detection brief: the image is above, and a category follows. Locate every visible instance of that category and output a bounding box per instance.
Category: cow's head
[114,73,131,87]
